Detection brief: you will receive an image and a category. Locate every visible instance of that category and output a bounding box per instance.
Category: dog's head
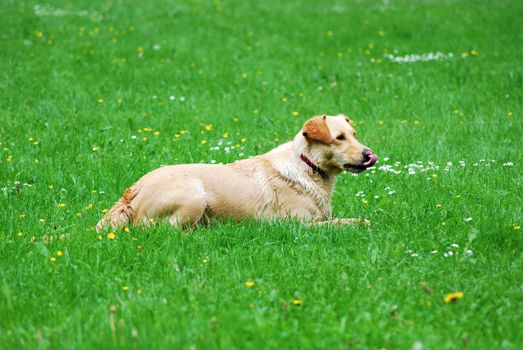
[300,115,378,174]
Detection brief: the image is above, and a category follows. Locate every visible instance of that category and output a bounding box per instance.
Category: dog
[96,115,377,231]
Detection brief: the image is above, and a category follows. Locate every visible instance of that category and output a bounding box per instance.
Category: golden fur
[96,115,377,231]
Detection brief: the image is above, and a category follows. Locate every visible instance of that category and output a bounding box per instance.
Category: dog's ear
[302,115,333,145]
[337,113,354,125]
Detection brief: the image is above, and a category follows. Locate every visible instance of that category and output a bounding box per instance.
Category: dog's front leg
[312,218,371,226]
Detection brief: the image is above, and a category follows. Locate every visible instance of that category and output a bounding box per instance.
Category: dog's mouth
[344,152,378,173]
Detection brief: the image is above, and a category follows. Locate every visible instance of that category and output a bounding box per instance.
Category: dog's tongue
[363,152,378,168]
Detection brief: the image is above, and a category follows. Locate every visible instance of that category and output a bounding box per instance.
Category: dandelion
[39,218,46,223]
[108,232,116,240]
[98,98,104,104]
[202,258,209,264]
[292,299,302,306]
[49,257,56,262]
[201,140,207,145]
[17,232,23,237]
[378,120,384,125]
[98,234,103,241]
[414,120,420,125]
[244,281,254,288]
[514,225,521,231]
[7,155,12,162]
[124,227,130,233]
[507,111,513,117]
[57,250,63,257]
[444,291,464,303]
[85,203,93,210]
[122,285,129,291]
[57,203,66,208]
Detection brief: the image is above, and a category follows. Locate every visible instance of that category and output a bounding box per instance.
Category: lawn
[1,0,522,348]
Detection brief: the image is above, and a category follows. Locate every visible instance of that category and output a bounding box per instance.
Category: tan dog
[96,115,377,231]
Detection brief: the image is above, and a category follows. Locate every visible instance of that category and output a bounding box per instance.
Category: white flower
[466,249,473,256]
[464,217,473,222]
[431,250,438,254]
[169,96,176,101]
[503,162,513,167]
[451,243,460,248]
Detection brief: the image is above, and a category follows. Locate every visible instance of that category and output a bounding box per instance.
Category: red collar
[300,154,327,177]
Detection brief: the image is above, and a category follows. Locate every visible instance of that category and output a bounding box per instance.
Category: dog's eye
[336,134,345,141]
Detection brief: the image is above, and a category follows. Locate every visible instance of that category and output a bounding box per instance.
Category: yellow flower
[85,203,93,210]
[154,131,160,135]
[98,235,103,241]
[57,203,66,208]
[436,204,443,208]
[122,285,129,291]
[507,111,513,117]
[57,250,63,257]
[414,120,420,125]
[200,140,207,145]
[292,111,299,116]
[17,232,23,237]
[108,232,116,240]
[49,257,56,262]
[98,98,104,104]
[202,258,209,264]
[292,299,302,306]
[7,155,13,162]
[39,218,46,223]
[124,227,130,233]
[378,120,384,125]
[444,291,464,303]
[514,225,521,231]
[204,124,213,131]
[244,281,254,288]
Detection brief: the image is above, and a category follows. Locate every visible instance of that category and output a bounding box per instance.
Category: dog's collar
[300,154,326,177]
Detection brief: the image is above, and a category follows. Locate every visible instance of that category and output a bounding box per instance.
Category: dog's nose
[362,149,378,168]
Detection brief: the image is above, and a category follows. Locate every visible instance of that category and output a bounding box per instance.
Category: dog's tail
[96,186,137,232]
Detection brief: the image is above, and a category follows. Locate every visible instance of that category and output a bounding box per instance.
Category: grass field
[1,0,522,348]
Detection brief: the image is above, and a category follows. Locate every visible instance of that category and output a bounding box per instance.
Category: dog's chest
[268,175,331,220]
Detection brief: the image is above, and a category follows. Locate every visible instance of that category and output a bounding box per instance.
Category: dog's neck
[299,153,327,178]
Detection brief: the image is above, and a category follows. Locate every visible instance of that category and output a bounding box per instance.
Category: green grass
[1,0,522,348]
